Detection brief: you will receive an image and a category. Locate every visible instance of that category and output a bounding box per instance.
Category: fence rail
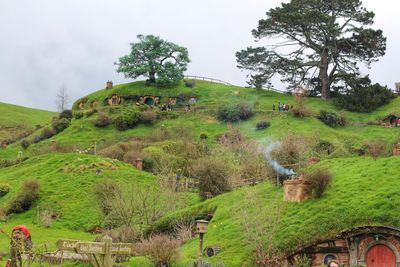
[184,75,234,86]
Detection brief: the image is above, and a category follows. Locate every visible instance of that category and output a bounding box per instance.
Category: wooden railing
[184,75,234,86]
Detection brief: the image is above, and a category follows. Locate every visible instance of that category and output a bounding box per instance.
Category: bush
[98,145,125,161]
[334,80,395,112]
[115,109,141,131]
[184,79,196,88]
[41,127,55,139]
[93,114,113,127]
[59,109,73,120]
[85,109,97,117]
[73,111,84,119]
[305,169,332,198]
[52,118,70,133]
[192,157,231,199]
[315,140,335,156]
[0,184,10,197]
[318,110,346,127]
[256,121,271,131]
[7,180,40,214]
[217,102,253,122]
[21,139,31,150]
[364,139,387,160]
[136,234,180,267]
[199,133,208,140]
[140,110,157,125]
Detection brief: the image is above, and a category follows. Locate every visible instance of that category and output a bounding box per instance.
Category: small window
[324,254,337,265]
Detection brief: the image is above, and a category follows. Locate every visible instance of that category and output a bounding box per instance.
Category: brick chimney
[283,175,312,202]
[135,158,143,170]
[106,81,113,89]
[393,143,400,156]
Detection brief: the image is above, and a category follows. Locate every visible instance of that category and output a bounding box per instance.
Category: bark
[148,72,156,83]
[319,49,330,99]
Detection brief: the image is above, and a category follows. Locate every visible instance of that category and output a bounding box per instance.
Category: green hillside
[167,156,400,266]
[0,81,400,266]
[0,102,56,144]
[1,81,399,160]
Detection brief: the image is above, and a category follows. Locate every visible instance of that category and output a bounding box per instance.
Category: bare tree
[55,84,69,111]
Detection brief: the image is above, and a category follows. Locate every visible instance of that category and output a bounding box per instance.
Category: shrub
[85,109,97,117]
[136,234,180,267]
[59,109,73,120]
[73,111,84,119]
[305,169,332,198]
[21,139,31,150]
[114,109,141,131]
[0,184,10,197]
[140,110,157,125]
[364,139,387,160]
[217,102,253,122]
[7,180,40,214]
[199,133,208,140]
[184,79,196,88]
[318,110,346,127]
[98,145,125,161]
[41,127,55,139]
[93,113,112,127]
[192,157,231,199]
[315,140,335,156]
[334,80,395,112]
[256,121,270,131]
[52,118,71,133]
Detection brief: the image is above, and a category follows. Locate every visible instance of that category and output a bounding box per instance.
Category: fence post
[102,235,112,267]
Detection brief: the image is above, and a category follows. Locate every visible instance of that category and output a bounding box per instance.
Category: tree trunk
[319,49,330,99]
[148,72,156,83]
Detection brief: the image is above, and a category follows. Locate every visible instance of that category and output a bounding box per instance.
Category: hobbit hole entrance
[145,97,155,106]
[366,244,396,267]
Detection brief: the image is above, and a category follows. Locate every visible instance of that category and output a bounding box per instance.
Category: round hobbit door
[144,97,155,106]
[366,244,396,267]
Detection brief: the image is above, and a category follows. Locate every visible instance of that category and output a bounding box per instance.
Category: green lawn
[0,102,56,142]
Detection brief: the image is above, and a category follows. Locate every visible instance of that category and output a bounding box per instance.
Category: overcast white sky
[0,0,398,111]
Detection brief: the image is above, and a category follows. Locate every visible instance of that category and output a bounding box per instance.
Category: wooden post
[102,235,112,267]
[198,233,204,267]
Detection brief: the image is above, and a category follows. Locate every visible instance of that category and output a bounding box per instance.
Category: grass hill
[1,80,400,266]
[167,156,400,266]
[0,102,56,145]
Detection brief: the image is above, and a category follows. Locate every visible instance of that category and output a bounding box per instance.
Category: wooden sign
[110,243,134,255]
[76,242,106,254]
[56,236,135,267]
[56,239,80,251]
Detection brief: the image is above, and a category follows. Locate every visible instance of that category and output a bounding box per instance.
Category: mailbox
[196,220,209,234]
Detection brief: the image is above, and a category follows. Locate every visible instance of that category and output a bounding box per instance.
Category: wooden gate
[366,244,396,267]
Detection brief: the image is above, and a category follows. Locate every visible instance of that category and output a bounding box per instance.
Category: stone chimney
[393,143,400,156]
[283,175,312,202]
[106,81,113,89]
[395,82,400,95]
[135,158,143,170]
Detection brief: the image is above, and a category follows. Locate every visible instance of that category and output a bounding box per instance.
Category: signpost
[56,236,134,267]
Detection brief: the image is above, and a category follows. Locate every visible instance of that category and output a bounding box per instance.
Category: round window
[323,254,337,265]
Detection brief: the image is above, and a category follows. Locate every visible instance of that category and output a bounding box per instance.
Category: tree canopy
[116,34,190,86]
[236,0,386,99]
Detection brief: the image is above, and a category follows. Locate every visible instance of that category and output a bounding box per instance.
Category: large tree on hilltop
[116,34,190,86]
[236,0,386,99]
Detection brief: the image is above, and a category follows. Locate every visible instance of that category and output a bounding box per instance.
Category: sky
[0,0,398,111]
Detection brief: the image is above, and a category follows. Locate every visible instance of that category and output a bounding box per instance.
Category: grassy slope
[1,81,400,265]
[0,153,158,252]
[2,80,400,160]
[0,102,56,141]
[172,156,400,266]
